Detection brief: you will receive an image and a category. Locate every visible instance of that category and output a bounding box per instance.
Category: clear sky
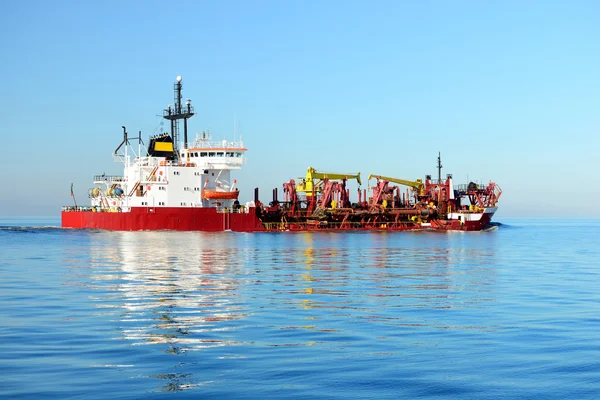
[1,0,599,218]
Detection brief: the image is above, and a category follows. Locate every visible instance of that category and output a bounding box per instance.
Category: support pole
[71,183,78,208]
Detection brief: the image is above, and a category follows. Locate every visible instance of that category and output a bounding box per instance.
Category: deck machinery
[258,155,502,232]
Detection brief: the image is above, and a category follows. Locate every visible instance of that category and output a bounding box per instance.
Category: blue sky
[1,0,599,217]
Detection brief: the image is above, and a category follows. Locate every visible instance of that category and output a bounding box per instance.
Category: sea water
[1,217,600,399]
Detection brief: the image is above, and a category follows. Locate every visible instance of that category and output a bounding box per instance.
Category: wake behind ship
[61,77,502,232]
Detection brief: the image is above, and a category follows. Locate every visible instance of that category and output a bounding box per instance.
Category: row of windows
[148,187,202,193]
[146,202,191,206]
[185,151,242,158]
[173,171,214,176]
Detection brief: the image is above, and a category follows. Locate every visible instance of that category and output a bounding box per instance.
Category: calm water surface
[1,217,600,399]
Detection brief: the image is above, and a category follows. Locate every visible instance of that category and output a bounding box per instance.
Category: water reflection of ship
[88,232,246,346]
[88,231,250,390]
[118,232,248,348]
[298,233,348,306]
[295,232,499,334]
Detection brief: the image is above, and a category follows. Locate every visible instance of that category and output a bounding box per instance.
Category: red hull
[62,207,494,232]
[62,207,265,232]
[259,214,493,232]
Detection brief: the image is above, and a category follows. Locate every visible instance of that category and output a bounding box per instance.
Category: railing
[189,140,246,149]
[454,183,480,192]
[216,206,248,214]
[429,179,446,184]
[261,220,418,231]
[93,175,125,182]
[62,206,126,212]
[163,104,194,118]
[63,205,251,214]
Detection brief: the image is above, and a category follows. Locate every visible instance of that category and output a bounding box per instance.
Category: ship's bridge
[180,133,246,170]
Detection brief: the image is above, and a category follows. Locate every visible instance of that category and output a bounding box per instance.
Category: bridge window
[200,152,207,157]
[217,152,224,157]
[209,152,215,157]
[236,152,242,157]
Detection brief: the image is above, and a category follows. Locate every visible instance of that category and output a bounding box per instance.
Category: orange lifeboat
[202,189,240,200]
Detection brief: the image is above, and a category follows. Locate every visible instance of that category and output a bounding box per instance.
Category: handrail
[93,175,124,182]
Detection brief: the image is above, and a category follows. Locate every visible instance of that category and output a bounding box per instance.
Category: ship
[61,77,502,232]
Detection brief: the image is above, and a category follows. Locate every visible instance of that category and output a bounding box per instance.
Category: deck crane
[368,174,425,207]
[291,167,361,215]
[282,179,299,214]
[296,167,361,195]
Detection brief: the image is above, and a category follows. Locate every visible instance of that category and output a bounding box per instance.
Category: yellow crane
[368,174,425,197]
[297,167,361,195]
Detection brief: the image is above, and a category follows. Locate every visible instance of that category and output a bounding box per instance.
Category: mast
[162,76,195,159]
[437,152,443,182]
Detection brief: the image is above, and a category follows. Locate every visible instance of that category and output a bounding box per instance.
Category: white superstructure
[88,131,246,212]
